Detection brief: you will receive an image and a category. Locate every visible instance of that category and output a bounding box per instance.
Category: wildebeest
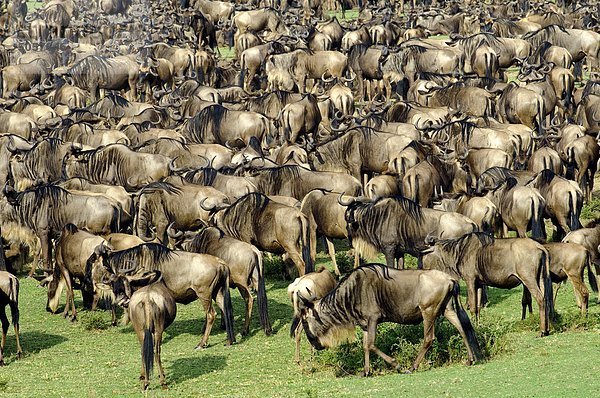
[422,233,552,336]
[0,270,22,366]
[288,266,337,364]
[97,270,175,390]
[1,184,122,273]
[204,193,313,276]
[180,226,271,336]
[339,195,477,268]
[47,224,111,322]
[87,243,235,348]
[67,55,140,102]
[297,264,481,375]
[543,242,597,315]
[62,144,172,191]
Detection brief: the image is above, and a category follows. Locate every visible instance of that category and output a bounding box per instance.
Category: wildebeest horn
[424,232,437,246]
[337,192,355,206]
[321,71,335,83]
[341,70,356,83]
[199,197,216,211]
[168,157,182,173]
[166,222,184,239]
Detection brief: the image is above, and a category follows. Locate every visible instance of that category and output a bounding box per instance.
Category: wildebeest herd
[1,0,600,390]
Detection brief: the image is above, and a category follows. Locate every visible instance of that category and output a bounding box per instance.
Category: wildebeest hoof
[161,383,169,390]
[360,371,370,377]
[16,352,23,360]
[0,360,4,367]
[403,369,412,375]
[194,344,207,350]
[539,331,550,337]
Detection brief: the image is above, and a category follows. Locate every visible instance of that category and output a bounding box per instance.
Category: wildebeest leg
[568,270,589,314]
[287,251,306,277]
[238,286,253,336]
[156,330,167,389]
[9,300,22,359]
[196,298,215,349]
[294,322,303,364]
[325,238,340,276]
[61,269,77,321]
[521,275,549,335]
[362,320,399,376]
[383,248,396,269]
[466,280,479,322]
[501,223,508,238]
[521,287,532,320]
[396,255,404,270]
[411,314,436,372]
[40,230,52,274]
[443,300,477,365]
[553,282,561,308]
[0,307,8,366]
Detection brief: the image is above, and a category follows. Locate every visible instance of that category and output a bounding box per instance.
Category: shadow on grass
[168,355,227,385]
[4,331,68,356]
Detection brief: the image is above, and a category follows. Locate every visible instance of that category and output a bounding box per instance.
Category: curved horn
[166,222,184,239]
[199,197,216,211]
[337,192,355,206]
[321,71,335,83]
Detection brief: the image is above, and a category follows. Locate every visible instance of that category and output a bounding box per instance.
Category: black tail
[219,267,236,345]
[0,226,6,272]
[535,98,545,140]
[565,147,576,180]
[451,282,482,362]
[530,198,546,242]
[289,316,301,338]
[254,250,272,335]
[540,251,553,327]
[300,216,314,274]
[485,52,493,81]
[587,253,599,293]
[238,55,246,88]
[142,329,154,381]
[0,70,4,98]
[567,192,581,231]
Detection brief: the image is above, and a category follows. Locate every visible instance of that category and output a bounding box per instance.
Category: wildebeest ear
[95,282,112,291]
[128,271,162,288]
[296,291,314,310]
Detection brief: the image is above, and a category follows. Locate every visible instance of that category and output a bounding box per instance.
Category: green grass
[1,241,600,397]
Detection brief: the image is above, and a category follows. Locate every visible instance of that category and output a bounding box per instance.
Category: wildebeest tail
[539,250,553,326]
[567,191,581,231]
[238,54,246,88]
[218,265,236,344]
[0,70,3,98]
[300,215,314,274]
[530,198,546,242]
[485,52,493,81]
[565,147,576,180]
[111,205,121,233]
[254,247,272,335]
[142,302,155,380]
[586,251,599,293]
[535,97,545,139]
[451,281,482,361]
[563,73,573,110]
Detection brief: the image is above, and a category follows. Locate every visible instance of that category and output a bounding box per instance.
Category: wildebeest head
[97,269,163,308]
[296,290,327,350]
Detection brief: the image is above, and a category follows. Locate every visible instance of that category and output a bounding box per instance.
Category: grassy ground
[1,233,600,397]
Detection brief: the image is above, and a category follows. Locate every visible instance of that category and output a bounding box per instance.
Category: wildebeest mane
[523,25,569,48]
[138,181,182,196]
[252,165,301,195]
[68,144,132,185]
[15,138,66,183]
[434,232,494,275]
[183,104,228,144]
[183,167,218,187]
[104,243,175,273]
[244,90,297,117]
[68,56,116,90]
[186,227,224,254]
[217,193,270,240]
[12,184,70,231]
[318,264,392,323]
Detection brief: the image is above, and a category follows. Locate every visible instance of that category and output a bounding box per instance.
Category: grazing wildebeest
[87,243,235,348]
[421,233,552,336]
[297,264,481,375]
[0,270,22,366]
[179,225,271,336]
[339,195,477,268]
[97,270,175,390]
[288,266,337,364]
